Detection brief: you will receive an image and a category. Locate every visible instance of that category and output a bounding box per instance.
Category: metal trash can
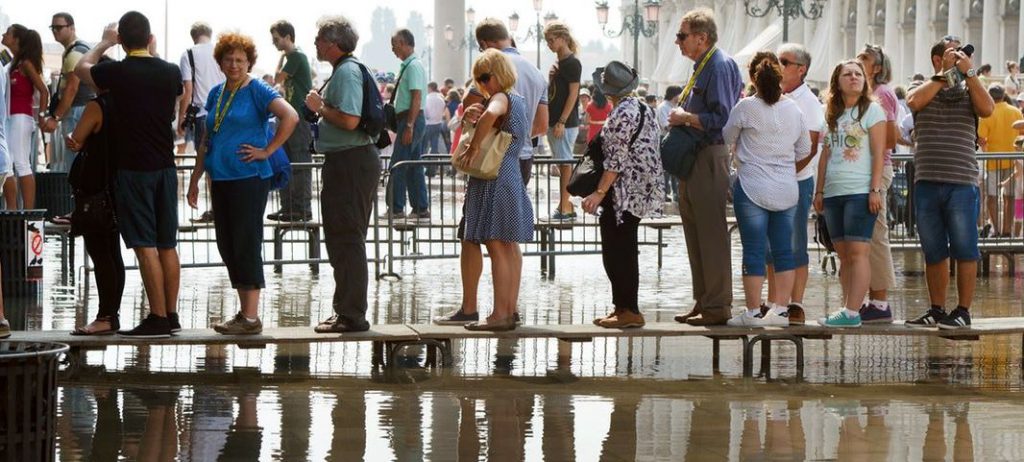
[0,210,46,297]
[0,341,69,462]
[34,172,74,220]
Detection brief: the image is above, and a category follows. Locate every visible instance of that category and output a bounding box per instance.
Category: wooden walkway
[15,318,1024,378]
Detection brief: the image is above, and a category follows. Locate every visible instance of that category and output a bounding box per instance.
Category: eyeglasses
[476,73,492,84]
[779,57,803,68]
[675,32,688,42]
[49,24,70,31]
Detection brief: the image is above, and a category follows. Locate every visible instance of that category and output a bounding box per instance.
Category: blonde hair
[472,49,517,97]
[543,21,578,55]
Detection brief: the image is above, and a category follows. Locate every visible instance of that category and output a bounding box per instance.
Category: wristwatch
[870,188,884,194]
[966,68,977,78]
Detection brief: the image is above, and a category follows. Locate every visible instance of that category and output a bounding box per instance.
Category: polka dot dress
[461,93,534,243]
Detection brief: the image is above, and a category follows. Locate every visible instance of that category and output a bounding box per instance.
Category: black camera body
[182,104,200,130]
[957,44,975,57]
[303,106,321,124]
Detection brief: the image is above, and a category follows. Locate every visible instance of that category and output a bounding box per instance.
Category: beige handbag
[452,112,512,180]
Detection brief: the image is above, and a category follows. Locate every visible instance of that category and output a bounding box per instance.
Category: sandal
[71,316,120,336]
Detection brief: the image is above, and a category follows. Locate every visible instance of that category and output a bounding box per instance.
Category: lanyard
[126,50,151,58]
[680,47,716,105]
[212,80,244,134]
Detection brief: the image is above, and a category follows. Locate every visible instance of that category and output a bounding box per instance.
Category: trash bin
[34,171,74,220]
[0,341,69,462]
[0,210,46,297]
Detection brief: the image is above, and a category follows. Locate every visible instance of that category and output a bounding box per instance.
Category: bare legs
[2,174,35,209]
[459,240,522,321]
[925,258,977,309]
[134,247,180,317]
[834,241,871,311]
[742,270,795,310]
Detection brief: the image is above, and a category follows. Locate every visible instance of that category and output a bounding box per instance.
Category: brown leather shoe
[685,308,729,326]
[787,304,806,326]
[599,311,645,328]
[673,305,702,323]
[594,309,622,326]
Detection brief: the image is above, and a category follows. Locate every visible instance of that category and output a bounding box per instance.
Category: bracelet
[814,191,824,196]
[596,188,608,195]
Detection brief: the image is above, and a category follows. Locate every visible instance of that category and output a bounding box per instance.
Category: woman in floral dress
[813,60,886,328]
[582,61,664,329]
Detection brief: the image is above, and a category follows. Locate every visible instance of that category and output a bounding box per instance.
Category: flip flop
[70,322,118,336]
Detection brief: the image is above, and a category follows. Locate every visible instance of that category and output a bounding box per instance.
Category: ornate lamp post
[510,1,559,68]
[595,0,660,73]
[742,0,826,43]
[445,8,477,71]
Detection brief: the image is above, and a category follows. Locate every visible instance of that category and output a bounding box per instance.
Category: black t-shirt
[548,54,582,128]
[78,94,116,195]
[92,56,182,171]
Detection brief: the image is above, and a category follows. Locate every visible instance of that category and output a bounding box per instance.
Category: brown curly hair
[214,32,257,71]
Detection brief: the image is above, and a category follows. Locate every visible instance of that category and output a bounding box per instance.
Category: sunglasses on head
[476,73,492,84]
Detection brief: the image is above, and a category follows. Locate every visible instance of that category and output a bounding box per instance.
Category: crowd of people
[0,6,1018,339]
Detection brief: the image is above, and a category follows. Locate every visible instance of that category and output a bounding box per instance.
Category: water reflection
[55,383,1024,461]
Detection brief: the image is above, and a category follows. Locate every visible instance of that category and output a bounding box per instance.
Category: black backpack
[341,57,387,144]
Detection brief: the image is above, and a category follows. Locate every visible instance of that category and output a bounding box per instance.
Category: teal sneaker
[819,310,862,328]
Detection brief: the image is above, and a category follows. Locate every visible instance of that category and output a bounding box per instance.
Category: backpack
[341,57,387,145]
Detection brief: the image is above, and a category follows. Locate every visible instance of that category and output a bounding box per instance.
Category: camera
[956,44,975,57]
[303,106,321,124]
[182,104,200,130]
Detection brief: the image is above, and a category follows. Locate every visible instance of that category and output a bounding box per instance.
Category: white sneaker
[760,310,790,327]
[727,310,763,327]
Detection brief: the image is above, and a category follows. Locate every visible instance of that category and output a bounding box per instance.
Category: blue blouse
[204,78,280,181]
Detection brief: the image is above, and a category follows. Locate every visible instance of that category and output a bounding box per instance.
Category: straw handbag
[452,103,512,180]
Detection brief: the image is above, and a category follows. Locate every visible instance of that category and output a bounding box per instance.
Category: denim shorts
[914,181,981,264]
[822,193,877,243]
[115,168,178,249]
[767,177,814,267]
[547,126,579,161]
[734,181,797,276]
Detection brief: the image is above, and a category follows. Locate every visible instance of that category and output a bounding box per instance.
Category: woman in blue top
[187,33,298,335]
[813,60,885,328]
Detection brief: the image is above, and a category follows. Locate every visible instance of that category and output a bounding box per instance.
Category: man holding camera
[267,20,313,222]
[177,22,224,222]
[905,38,994,329]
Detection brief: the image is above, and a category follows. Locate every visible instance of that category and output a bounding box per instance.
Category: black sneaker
[168,312,181,333]
[938,306,972,330]
[859,303,893,324]
[118,314,172,338]
[905,306,946,328]
[433,308,479,326]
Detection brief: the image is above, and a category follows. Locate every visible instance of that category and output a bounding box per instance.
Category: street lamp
[595,0,660,73]
[742,0,826,43]
[445,8,476,70]
[509,0,558,68]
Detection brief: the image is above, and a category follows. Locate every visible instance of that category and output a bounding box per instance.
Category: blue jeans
[822,193,876,242]
[423,122,450,154]
[914,181,981,264]
[388,112,429,213]
[734,181,797,276]
[767,177,813,267]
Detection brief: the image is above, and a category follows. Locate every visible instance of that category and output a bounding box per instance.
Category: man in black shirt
[77,12,183,338]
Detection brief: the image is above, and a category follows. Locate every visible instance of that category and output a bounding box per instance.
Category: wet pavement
[8,218,1024,460]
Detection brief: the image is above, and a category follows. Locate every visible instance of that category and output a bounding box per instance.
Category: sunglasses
[675,32,688,42]
[779,57,803,68]
[49,24,70,31]
[476,73,492,84]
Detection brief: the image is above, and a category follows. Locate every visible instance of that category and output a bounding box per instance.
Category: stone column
[916,0,932,74]
[434,0,467,85]
[857,0,870,48]
[1019,0,1024,62]
[982,0,1000,66]
[948,0,964,38]
[885,0,900,54]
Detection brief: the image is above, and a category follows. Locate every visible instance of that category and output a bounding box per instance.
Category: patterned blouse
[601,97,665,223]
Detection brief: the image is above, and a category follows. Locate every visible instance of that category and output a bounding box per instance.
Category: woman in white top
[1005,61,1020,101]
[723,51,811,327]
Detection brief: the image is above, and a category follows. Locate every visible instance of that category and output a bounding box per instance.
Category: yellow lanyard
[212,80,244,134]
[126,50,151,58]
[681,47,716,105]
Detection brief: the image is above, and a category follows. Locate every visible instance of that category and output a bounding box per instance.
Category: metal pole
[536,13,542,68]
[783,0,790,43]
[633,0,640,72]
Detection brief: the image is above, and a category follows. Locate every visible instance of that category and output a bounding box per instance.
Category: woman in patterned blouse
[582,61,665,329]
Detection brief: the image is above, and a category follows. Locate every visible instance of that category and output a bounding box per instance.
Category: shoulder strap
[628,100,647,148]
[187,49,197,104]
[390,59,411,105]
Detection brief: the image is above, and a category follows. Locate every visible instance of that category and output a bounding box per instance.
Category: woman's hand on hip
[237,144,271,163]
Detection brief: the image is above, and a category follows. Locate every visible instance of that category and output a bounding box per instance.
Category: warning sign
[26,220,43,280]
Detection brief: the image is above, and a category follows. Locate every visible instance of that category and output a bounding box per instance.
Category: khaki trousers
[869,164,897,292]
[678,144,733,313]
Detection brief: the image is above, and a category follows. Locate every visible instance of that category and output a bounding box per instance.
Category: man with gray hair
[763,42,823,325]
[383,28,430,222]
[306,16,380,333]
[668,7,743,326]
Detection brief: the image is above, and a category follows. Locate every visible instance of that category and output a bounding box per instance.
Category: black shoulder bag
[567,101,647,197]
[383,61,410,132]
[69,99,118,237]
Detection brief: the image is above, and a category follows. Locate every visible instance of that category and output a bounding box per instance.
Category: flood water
[9,190,1024,460]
